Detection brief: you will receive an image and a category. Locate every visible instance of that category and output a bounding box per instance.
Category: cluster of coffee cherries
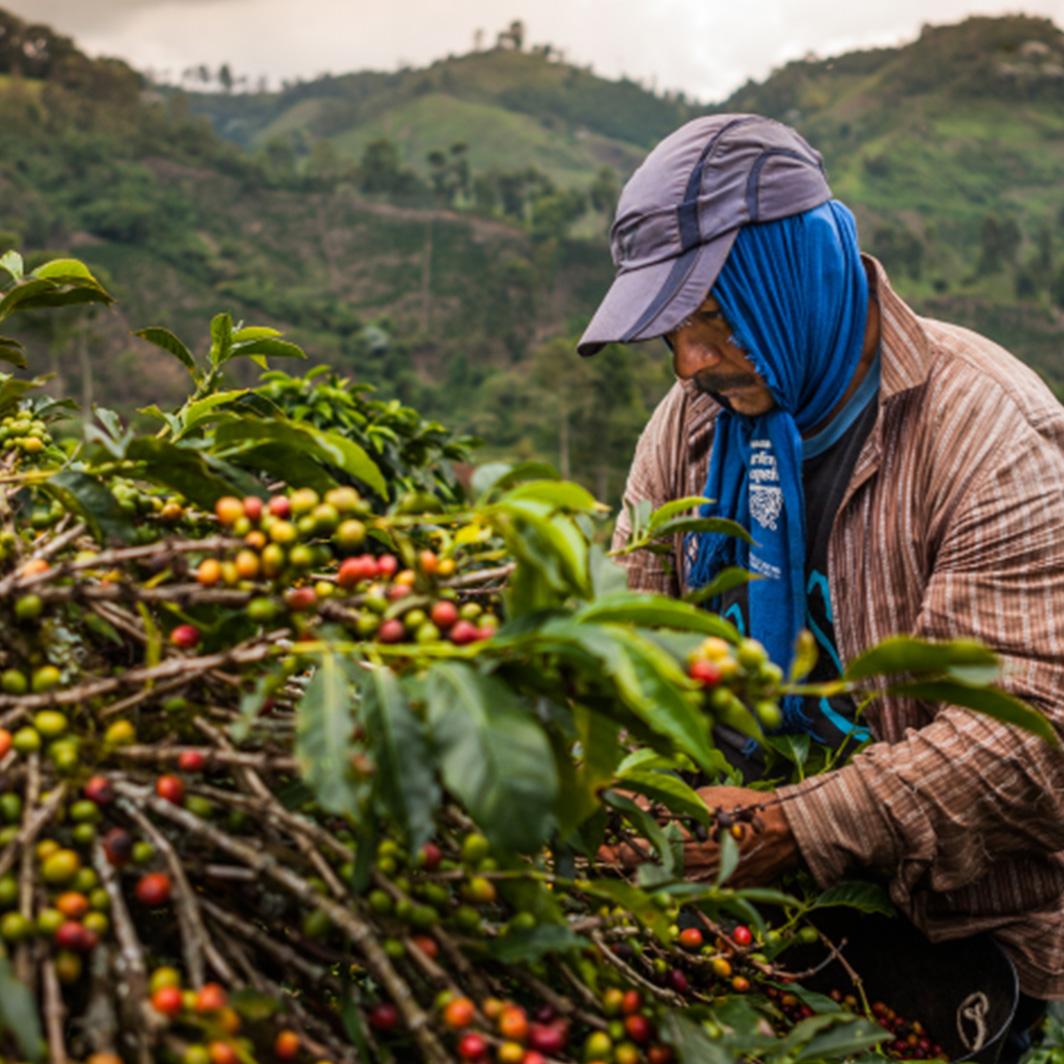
[146,967,305,1064]
[685,635,783,731]
[0,410,62,466]
[0,818,111,985]
[178,489,499,649]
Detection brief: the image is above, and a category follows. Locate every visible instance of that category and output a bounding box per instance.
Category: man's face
[665,294,775,416]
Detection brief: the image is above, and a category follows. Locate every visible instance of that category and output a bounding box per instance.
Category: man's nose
[672,336,722,380]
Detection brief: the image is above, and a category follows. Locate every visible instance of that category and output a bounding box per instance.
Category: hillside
[0,9,1062,506]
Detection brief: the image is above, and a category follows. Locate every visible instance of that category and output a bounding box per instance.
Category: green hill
[0,9,1062,506]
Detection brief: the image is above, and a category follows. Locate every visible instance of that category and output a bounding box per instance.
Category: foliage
[0,256,1053,1062]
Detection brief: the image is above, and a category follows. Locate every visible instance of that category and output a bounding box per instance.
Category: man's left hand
[600,785,801,887]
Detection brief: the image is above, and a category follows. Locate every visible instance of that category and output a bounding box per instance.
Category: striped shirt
[611,256,1064,998]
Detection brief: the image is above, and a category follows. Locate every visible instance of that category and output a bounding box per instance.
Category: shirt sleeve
[778,421,1064,902]
[611,385,688,597]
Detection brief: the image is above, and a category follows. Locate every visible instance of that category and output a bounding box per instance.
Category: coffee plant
[0,251,1053,1064]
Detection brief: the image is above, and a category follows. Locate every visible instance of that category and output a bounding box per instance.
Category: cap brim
[577,228,739,357]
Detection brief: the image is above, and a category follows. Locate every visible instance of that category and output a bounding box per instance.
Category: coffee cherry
[418,840,442,871]
[667,968,690,994]
[152,985,184,1017]
[368,1002,399,1032]
[214,497,244,526]
[12,726,40,753]
[195,982,228,1012]
[522,1054,548,1064]
[178,750,207,773]
[430,600,458,630]
[732,923,753,947]
[31,664,60,693]
[527,1023,567,1054]
[678,927,703,949]
[647,1046,675,1064]
[497,1042,525,1064]
[135,872,172,906]
[268,495,291,519]
[688,659,723,687]
[80,775,113,807]
[457,1033,488,1061]
[621,990,642,1015]
[623,1014,652,1044]
[0,729,12,760]
[242,496,263,522]
[498,1006,528,1041]
[285,586,317,612]
[55,920,97,952]
[156,774,185,805]
[87,1054,125,1064]
[15,593,43,622]
[171,624,200,649]
[274,1030,301,1060]
[42,849,81,885]
[377,618,405,644]
[376,554,398,577]
[56,892,90,920]
[731,975,751,993]
[449,620,479,645]
[443,996,476,1030]
[102,827,133,866]
[585,1031,613,1059]
[207,1042,238,1064]
[0,668,27,695]
[197,558,222,586]
[710,956,732,978]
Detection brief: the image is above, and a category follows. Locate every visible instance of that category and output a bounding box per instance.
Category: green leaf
[209,312,234,367]
[0,373,54,414]
[496,498,590,598]
[489,924,589,963]
[473,459,559,499]
[576,591,740,641]
[125,438,241,509]
[0,335,26,368]
[229,337,307,363]
[683,566,759,605]
[892,678,1058,744]
[295,651,361,817]
[228,987,279,1021]
[0,250,24,281]
[660,1011,733,1064]
[360,667,440,850]
[32,258,97,282]
[615,769,712,826]
[539,620,719,777]
[177,390,250,434]
[427,662,556,852]
[211,416,387,497]
[589,544,629,599]
[0,953,44,1061]
[578,879,671,940]
[647,495,712,532]
[500,479,602,513]
[603,790,676,875]
[795,1018,888,1061]
[809,880,895,917]
[845,635,999,682]
[134,327,198,378]
[43,471,132,545]
[0,276,111,318]
[651,515,755,544]
[232,326,282,341]
[715,829,739,886]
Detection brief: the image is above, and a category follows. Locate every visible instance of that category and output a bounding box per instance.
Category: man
[578,114,1064,1034]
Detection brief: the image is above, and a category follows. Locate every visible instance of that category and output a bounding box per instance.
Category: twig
[93,843,158,1064]
[590,930,684,1006]
[42,957,68,1064]
[0,780,65,879]
[117,798,234,987]
[113,782,451,1064]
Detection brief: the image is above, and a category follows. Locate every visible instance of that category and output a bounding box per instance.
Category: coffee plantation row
[0,253,1049,1064]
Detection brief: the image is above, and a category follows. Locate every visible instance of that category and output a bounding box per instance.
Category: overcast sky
[7,0,1064,101]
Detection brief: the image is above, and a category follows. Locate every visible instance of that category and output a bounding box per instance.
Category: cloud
[3,0,1063,101]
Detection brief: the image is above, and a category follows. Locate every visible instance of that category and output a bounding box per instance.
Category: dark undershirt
[713,390,879,777]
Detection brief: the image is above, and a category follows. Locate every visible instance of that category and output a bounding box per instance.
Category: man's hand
[599,785,801,887]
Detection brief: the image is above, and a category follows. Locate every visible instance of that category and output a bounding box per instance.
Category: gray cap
[578,114,832,357]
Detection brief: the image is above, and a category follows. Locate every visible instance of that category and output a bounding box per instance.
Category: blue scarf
[683,201,869,730]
